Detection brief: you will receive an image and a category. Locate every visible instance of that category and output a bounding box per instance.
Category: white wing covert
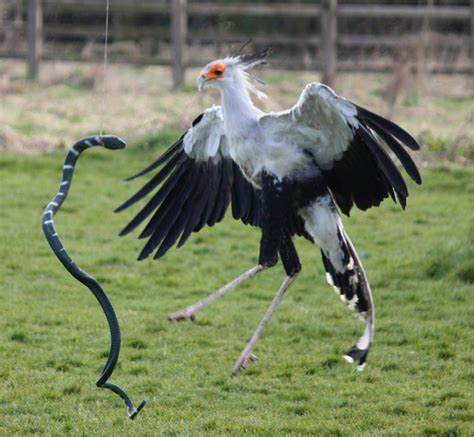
[261,83,421,215]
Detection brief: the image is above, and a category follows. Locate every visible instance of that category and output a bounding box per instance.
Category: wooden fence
[1,0,472,88]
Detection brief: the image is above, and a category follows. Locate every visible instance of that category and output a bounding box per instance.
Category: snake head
[99,135,126,150]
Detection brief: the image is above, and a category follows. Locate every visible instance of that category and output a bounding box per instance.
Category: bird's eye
[214,69,223,76]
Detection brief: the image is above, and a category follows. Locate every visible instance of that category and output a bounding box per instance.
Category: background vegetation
[1,60,472,160]
[0,59,473,435]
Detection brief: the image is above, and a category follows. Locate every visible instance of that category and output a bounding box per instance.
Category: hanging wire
[100,0,110,136]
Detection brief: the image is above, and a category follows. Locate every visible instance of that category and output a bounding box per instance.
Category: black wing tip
[408,140,420,151]
[123,166,157,182]
[414,170,422,185]
[398,193,407,209]
[115,203,127,213]
[137,250,150,261]
[122,138,185,182]
[357,105,420,151]
[365,120,422,186]
[153,249,166,260]
[136,245,167,261]
[396,182,408,198]
[115,197,141,213]
[359,125,409,197]
[138,228,152,239]
[407,166,422,185]
[118,225,133,237]
[176,239,186,249]
[124,174,140,182]
[123,166,159,183]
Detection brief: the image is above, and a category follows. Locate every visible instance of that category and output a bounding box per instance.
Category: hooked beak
[197,75,207,91]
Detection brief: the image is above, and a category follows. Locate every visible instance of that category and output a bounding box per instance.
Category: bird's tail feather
[321,229,375,370]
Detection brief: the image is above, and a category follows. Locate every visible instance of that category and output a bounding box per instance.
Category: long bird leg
[168,264,265,321]
[231,273,298,376]
[231,170,302,375]
[232,234,301,376]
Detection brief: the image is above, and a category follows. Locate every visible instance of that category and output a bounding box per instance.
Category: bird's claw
[167,308,198,322]
[231,351,257,376]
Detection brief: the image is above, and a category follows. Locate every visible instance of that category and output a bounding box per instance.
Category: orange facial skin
[202,63,226,81]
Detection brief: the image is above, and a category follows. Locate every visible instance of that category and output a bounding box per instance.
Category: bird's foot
[231,350,257,376]
[168,307,199,322]
[343,344,369,372]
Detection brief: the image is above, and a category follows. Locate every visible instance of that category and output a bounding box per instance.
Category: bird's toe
[231,351,257,376]
[168,309,197,322]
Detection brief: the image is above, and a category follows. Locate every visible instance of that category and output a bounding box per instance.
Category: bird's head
[197,48,269,98]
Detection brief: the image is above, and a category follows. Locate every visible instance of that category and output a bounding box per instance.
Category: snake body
[41,135,146,419]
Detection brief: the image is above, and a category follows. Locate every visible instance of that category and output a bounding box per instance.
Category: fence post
[171,0,187,89]
[27,0,43,81]
[321,0,337,87]
[0,2,6,26]
[471,0,474,65]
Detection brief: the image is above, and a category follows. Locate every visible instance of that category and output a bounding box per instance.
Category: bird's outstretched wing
[116,105,263,260]
[260,83,422,215]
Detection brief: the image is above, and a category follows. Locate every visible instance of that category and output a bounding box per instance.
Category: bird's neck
[219,81,261,136]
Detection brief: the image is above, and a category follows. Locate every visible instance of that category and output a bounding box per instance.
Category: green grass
[0,143,473,436]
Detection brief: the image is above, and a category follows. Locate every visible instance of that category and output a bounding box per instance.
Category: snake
[41,135,146,419]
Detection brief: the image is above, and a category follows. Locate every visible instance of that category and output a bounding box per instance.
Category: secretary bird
[116,49,421,375]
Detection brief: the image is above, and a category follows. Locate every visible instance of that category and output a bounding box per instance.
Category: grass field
[0,135,473,435]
